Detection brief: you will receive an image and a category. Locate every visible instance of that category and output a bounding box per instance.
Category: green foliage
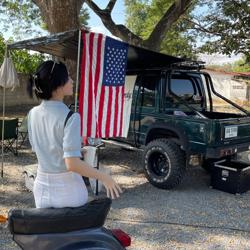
[0,33,45,73]
[0,0,90,39]
[125,0,151,38]
[0,0,43,39]
[0,1,89,73]
[160,31,196,59]
[125,0,197,59]
[232,58,250,73]
[79,7,90,29]
[137,0,174,39]
[1,0,249,63]
[125,0,249,61]
[11,50,46,74]
[0,34,6,62]
[196,0,250,62]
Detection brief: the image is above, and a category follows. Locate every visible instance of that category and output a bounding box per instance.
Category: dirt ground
[1,140,250,249]
[1,101,250,249]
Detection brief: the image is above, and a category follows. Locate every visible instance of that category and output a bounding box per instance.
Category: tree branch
[31,0,39,6]
[85,0,105,15]
[184,18,221,36]
[86,0,195,51]
[31,0,48,27]
[106,0,117,13]
[145,0,193,51]
[85,0,144,46]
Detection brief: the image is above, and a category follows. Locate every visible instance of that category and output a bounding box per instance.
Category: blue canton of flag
[103,37,128,86]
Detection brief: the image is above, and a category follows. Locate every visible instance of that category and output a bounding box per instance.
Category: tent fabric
[8,30,79,61]
[0,54,20,178]
[0,56,19,89]
[8,29,186,71]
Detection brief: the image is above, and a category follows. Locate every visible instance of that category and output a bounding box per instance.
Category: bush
[0,33,46,74]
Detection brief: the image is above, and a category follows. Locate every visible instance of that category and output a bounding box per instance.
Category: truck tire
[143,138,186,189]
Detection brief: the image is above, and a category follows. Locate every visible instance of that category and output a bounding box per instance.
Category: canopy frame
[8,29,186,71]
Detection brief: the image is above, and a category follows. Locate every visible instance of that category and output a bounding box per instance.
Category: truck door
[127,73,162,145]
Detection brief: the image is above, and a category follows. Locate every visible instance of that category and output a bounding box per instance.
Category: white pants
[33,170,88,208]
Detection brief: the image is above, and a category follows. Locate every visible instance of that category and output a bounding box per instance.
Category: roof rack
[126,60,206,74]
[171,60,206,71]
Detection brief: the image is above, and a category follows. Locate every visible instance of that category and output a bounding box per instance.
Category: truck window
[170,78,195,98]
[166,76,204,112]
[140,75,160,108]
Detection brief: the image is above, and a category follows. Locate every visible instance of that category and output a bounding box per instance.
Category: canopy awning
[8,29,186,71]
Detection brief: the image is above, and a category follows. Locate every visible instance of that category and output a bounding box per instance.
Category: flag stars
[103,38,128,86]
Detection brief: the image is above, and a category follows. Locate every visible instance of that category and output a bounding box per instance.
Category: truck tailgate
[217,116,250,144]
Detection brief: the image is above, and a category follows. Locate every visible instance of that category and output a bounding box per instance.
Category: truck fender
[144,122,189,151]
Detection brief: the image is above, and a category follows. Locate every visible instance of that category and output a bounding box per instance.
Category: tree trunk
[33,0,85,33]
[32,0,85,105]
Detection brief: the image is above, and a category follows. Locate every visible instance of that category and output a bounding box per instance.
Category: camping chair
[0,118,18,156]
[18,116,28,148]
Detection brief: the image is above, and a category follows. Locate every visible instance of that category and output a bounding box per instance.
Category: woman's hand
[101,174,122,199]
[65,157,123,199]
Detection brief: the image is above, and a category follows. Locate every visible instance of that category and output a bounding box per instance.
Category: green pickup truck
[108,62,250,189]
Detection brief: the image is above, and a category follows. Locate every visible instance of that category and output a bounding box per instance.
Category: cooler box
[210,159,250,194]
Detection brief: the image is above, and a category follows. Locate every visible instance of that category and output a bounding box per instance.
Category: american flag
[79,32,129,138]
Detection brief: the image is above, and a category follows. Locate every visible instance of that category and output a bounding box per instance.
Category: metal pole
[95,146,99,196]
[74,29,82,112]
[1,86,6,178]
[1,48,8,178]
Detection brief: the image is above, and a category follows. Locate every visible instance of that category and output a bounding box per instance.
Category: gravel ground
[1,143,250,250]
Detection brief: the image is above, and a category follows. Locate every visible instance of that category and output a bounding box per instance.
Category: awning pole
[74,29,82,112]
[1,86,6,178]
[1,48,8,178]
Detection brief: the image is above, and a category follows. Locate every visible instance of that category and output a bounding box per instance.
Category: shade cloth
[0,53,19,177]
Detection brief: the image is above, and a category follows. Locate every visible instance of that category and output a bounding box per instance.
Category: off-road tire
[143,138,186,189]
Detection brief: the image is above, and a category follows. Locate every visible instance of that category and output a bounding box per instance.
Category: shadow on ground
[1,145,250,249]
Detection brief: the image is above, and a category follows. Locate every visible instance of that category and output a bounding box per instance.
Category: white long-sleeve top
[28,100,82,173]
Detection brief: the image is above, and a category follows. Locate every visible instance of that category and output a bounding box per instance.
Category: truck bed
[202,111,245,119]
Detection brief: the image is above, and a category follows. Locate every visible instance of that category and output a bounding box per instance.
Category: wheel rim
[148,151,170,177]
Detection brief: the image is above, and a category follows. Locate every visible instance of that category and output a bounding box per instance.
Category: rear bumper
[206,142,250,159]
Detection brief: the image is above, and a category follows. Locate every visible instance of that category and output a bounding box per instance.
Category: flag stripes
[79,32,127,138]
